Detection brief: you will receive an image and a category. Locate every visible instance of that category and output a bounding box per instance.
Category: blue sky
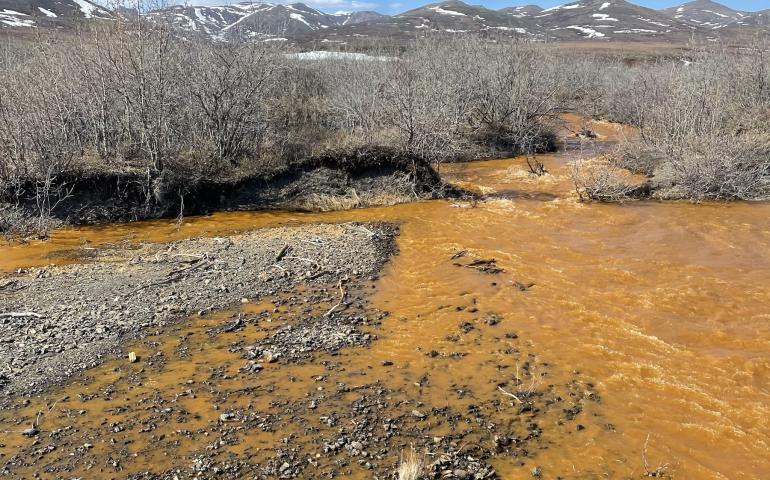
[187,0,770,15]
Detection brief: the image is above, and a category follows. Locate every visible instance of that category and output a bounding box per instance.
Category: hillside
[663,0,747,29]
[0,0,768,43]
[0,0,110,28]
[534,0,694,40]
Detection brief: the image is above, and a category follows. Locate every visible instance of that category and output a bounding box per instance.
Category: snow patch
[637,17,669,27]
[490,26,527,34]
[1,9,27,16]
[0,9,35,27]
[289,12,312,27]
[592,14,617,21]
[428,6,467,17]
[286,51,392,61]
[702,10,727,18]
[614,28,657,34]
[599,2,611,10]
[72,0,101,19]
[564,25,605,38]
[38,7,57,18]
[542,3,582,13]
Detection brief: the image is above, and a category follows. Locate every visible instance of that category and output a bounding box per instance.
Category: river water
[1,118,769,479]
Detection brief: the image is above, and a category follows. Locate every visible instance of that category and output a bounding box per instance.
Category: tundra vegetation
[0,18,768,235]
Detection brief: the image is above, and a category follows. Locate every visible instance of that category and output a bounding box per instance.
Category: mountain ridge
[0,0,766,44]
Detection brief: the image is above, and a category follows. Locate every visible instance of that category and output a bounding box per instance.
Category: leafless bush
[570,157,639,202]
[597,39,770,200]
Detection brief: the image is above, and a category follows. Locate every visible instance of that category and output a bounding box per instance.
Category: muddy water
[2,119,770,479]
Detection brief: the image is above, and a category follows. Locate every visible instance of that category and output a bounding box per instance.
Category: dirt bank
[0,147,456,231]
[0,222,397,404]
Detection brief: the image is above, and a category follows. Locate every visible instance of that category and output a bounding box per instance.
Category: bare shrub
[597,39,770,200]
[570,158,639,202]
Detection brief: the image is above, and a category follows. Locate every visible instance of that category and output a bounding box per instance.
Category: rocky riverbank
[0,222,397,404]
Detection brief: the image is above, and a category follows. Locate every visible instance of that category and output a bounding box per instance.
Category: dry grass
[290,191,416,212]
[398,446,424,480]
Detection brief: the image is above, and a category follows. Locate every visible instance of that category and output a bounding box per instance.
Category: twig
[497,386,522,403]
[34,395,67,429]
[284,256,321,270]
[300,237,326,247]
[345,223,376,237]
[0,280,19,291]
[275,244,291,262]
[129,259,210,294]
[325,280,346,317]
[0,312,42,319]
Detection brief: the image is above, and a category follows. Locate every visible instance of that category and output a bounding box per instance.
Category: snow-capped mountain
[0,0,768,44]
[534,0,694,40]
[663,0,746,29]
[394,1,535,35]
[146,2,386,40]
[0,0,111,28]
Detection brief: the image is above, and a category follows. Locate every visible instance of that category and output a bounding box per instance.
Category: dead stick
[0,312,42,319]
[325,280,345,317]
[497,386,522,403]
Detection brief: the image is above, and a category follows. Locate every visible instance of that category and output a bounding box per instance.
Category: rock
[381,360,393,366]
[531,466,542,477]
[454,469,470,480]
[128,352,138,363]
[412,410,427,420]
[239,361,263,373]
[22,426,39,437]
[264,352,279,363]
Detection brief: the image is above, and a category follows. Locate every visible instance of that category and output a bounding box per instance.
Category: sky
[174,0,770,16]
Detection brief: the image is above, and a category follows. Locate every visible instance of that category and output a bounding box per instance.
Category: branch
[0,312,42,319]
[497,386,522,403]
[324,279,346,317]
